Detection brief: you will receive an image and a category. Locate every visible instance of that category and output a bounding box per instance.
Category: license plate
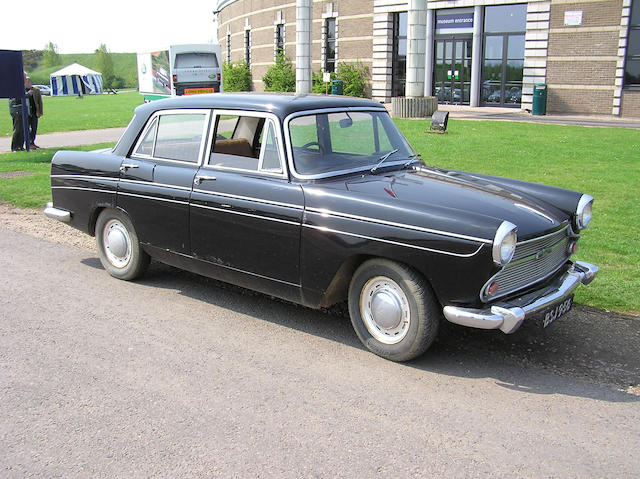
[184,88,215,95]
[543,295,573,328]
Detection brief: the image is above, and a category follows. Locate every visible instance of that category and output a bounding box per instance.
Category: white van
[170,44,222,96]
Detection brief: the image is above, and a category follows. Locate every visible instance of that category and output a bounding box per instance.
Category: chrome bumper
[443,261,598,334]
[43,202,71,222]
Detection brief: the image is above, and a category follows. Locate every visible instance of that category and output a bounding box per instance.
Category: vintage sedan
[44,93,598,361]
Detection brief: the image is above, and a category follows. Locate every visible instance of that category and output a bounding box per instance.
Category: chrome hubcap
[103,219,131,268]
[360,276,410,344]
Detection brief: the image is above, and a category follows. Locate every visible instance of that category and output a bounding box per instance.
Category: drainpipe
[470,5,483,107]
[424,7,435,97]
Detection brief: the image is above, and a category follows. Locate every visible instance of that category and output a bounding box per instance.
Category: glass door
[482,33,525,106]
[433,37,472,105]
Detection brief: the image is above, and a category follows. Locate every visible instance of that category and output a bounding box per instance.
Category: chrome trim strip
[443,261,599,334]
[51,174,118,182]
[516,224,569,245]
[304,224,484,257]
[192,188,303,210]
[51,186,116,194]
[306,207,493,244]
[117,191,189,205]
[43,202,71,222]
[52,175,193,193]
[191,203,300,225]
[169,250,300,288]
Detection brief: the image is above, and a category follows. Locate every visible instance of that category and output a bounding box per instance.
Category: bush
[223,61,252,92]
[263,54,295,92]
[336,62,369,98]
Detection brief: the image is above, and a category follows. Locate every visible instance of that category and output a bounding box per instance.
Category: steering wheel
[301,141,321,150]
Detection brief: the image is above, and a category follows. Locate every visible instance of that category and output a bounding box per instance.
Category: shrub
[336,62,369,98]
[263,54,295,92]
[223,61,252,92]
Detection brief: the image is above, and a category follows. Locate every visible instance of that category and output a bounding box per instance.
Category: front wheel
[95,209,150,281]
[348,259,440,361]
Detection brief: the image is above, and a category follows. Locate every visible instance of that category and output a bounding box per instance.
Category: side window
[210,114,282,174]
[134,118,157,156]
[153,113,206,163]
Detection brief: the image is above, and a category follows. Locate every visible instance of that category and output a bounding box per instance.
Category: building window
[244,29,251,66]
[226,31,231,63]
[625,0,640,86]
[325,18,336,73]
[275,24,285,57]
[392,12,407,97]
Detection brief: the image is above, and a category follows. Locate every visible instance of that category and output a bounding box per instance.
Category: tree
[262,54,295,92]
[42,42,61,67]
[22,50,43,71]
[95,44,115,89]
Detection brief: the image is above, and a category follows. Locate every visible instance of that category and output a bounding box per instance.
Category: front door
[433,37,472,105]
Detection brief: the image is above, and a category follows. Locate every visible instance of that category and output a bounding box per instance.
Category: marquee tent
[50,63,103,96]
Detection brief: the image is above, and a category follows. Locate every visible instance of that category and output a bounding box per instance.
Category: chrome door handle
[119,163,139,172]
[194,175,217,185]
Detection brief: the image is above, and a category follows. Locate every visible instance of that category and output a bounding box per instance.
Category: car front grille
[483,225,572,301]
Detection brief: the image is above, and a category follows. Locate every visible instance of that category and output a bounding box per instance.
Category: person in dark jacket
[25,77,43,149]
[8,74,29,152]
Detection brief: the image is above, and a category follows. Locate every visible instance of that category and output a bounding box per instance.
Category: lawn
[0,118,638,314]
[1,91,143,137]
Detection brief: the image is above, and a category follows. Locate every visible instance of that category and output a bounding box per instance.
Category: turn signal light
[172,74,178,83]
[487,281,499,296]
[567,240,578,255]
[217,73,221,81]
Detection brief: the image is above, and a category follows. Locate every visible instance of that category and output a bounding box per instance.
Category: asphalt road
[1,227,639,478]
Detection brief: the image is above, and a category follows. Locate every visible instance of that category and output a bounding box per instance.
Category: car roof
[134,93,386,120]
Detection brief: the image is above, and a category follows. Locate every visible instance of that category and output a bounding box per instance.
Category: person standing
[25,77,43,149]
[8,96,24,152]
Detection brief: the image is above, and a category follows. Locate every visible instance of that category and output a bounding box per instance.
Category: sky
[1,0,218,54]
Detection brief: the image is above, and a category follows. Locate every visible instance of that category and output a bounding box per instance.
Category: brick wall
[621,90,640,117]
[547,89,614,115]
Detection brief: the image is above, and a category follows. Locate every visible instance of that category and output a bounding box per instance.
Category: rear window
[174,53,219,69]
[133,112,207,163]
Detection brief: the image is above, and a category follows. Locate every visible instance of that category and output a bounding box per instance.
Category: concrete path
[0,127,125,154]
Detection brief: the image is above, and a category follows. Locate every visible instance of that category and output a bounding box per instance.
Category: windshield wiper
[403,154,423,169]
[370,148,399,173]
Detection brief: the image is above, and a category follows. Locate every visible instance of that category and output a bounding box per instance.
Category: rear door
[119,109,211,253]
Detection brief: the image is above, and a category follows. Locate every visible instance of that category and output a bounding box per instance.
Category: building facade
[216,0,640,117]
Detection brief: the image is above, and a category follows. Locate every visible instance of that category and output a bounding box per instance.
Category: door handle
[194,175,217,185]
[119,163,139,172]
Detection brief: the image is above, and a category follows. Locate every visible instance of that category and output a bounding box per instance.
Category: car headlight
[492,221,518,266]
[575,194,593,230]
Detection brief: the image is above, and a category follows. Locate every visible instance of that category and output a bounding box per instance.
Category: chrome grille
[484,226,571,301]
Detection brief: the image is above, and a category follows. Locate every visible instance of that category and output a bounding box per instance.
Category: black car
[44,93,598,361]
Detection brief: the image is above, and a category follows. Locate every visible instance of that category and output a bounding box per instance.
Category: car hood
[327,166,570,240]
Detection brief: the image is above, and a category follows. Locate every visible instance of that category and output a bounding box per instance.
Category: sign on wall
[564,10,583,26]
[436,12,474,30]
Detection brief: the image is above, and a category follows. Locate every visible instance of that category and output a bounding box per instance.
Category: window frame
[624,0,640,89]
[244,29,251,67]
[324,17,336,73]
[275,23,285,57]
[130,109,212,165]
[203,109,288,179]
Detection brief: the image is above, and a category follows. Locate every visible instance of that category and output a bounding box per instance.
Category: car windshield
[288,110,416,176]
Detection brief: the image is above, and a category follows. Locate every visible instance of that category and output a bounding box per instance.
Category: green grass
[395,119,640,314]
[1,91,143,136]
[0,144,113,208]
[27,52,137,87]
[0,118,638,314]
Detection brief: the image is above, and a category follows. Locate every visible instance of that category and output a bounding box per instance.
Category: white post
[296,0,312,95]
[470,6,483,107]
[424,8,435,97]
[406,0,426,97]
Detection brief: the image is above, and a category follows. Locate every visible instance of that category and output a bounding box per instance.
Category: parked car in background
[34,84,51,95]
[44,93,598,361]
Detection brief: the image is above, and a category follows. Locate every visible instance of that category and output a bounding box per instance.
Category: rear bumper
[442,261,598,334]
[44,202,71,222]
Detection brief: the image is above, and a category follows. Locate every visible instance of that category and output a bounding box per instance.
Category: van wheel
[95,209,150,281]
[348,259,440,362]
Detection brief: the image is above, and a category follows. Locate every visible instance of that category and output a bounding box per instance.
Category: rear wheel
[95,209,150,280]
[348,259,440,361]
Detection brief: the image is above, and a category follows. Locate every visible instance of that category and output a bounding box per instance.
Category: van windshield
[174,53,219,69]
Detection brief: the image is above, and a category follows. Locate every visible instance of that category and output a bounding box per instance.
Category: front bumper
[442,261,598,334]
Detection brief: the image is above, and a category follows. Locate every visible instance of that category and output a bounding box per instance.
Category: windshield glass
[288,110,415,176]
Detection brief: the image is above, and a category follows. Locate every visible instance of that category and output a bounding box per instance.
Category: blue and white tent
[50,63,103,96]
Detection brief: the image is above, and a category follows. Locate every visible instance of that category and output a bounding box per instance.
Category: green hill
[28,53,137,88]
